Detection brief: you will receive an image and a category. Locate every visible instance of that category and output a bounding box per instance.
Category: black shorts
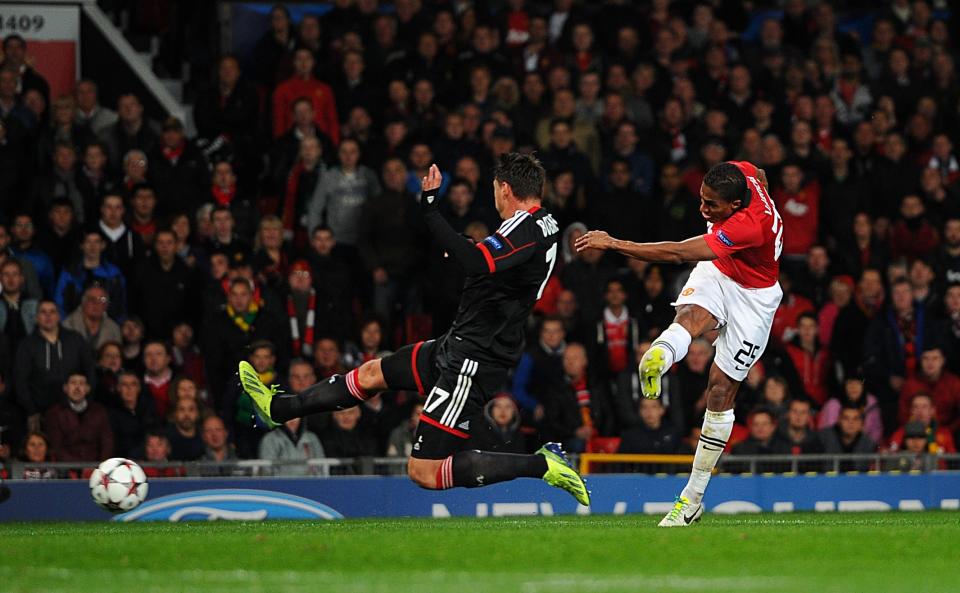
[380,339,506,459]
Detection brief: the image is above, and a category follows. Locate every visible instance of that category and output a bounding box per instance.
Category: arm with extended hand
[574,230,717,264]
[420,164,490,275]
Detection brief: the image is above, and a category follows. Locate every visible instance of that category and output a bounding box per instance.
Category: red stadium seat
[587,437,621,454]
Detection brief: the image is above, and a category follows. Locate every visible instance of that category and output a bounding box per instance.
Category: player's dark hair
[703,162,750,207]
[493,152,545,200]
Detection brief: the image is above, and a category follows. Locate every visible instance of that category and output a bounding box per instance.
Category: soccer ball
[89,458,149,513]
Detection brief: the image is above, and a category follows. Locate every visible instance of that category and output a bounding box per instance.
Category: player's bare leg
[659,363,739,527]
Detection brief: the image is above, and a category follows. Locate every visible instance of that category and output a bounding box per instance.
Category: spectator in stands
[8,215,54,297]
[130,229,196,340]
[0,259,38,350]
[93,341,122,403]
[120,317,145,375]
[731,407,792,457]
[165,396,204,461]
[78,143,118,227]
[778,398,818,455]
[815,404,877,470]
[512,316,566,423]
[193,55,260,180]
[98,93,159,168]
[886,420,938,472]
[539,118,594,189]
[37,199,82,276]
[359,157,425,322]
[62,285,122,351]
[15,301,94,431]
[283,261,320,360]
[149,116,207,217]
[590,279,640,387]
[0,68,35,206]
[251,4,294,89]
[543,342,614,453]
[18,431,56,479]
[890,195,940,261]
[128,184,159,246]
[1,35,49,105]
[888,393,957,454]
[670,338,713,434]
[54,229,126,320]
[386,402,422,458]
[272,48,339,143]
[819,376,883,445]
[44,373,113,462]
[469,394,527,454]
[142,340,174,419]
[864,278,948,425]
[199,414,237,465]
[203,279,287,406]
[618,398,683,456]
[306,138,379,252]
[759,375,793,422]
[97,193,144,280]
[535,88,600,172]
[108,371,156,459]
[206,205,250,262]
[74,79,117,135]
[33,142,85,225]
[119,149,150,194]
[140,431,181,478]
[259,413,326,477]
[784,312,830,406]
[40,96,92,165]
[773,162,820,266]
[209,160,256,242]
[170,322,205,390]
[251,216,291,293]
[319,406,377,460]
[898,346,960,433]
[275,133,328,242]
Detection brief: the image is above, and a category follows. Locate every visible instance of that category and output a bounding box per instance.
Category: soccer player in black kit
[240,153,590,505]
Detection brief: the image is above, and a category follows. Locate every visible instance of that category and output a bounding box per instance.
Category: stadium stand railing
[4,453,960,480]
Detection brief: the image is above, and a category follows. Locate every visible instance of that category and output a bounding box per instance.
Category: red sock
[345,368,369,401]
[435,456,454,490]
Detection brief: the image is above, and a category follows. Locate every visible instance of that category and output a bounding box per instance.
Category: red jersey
[703,161,782,289]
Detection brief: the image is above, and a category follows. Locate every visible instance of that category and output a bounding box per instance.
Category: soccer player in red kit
[576,161,784,526]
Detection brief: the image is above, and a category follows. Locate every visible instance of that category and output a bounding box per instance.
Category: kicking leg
[241,341,427,426]
[271,359,385,422]
[639,304,717,398]
[660,363,739,527]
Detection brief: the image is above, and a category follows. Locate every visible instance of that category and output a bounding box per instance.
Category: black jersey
[443,206,560,366]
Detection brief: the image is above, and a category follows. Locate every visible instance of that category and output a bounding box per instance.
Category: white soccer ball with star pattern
[89,458,149,513]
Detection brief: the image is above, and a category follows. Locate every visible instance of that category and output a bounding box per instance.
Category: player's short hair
[493,152,545,200]
[703,162,750,207]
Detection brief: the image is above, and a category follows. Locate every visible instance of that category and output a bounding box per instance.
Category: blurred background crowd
[0,0,959,477]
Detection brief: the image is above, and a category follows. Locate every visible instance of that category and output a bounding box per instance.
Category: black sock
[271,374,363,422]
[450,449,548,488]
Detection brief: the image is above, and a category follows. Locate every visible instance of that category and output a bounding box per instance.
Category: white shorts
[672,261,783,381]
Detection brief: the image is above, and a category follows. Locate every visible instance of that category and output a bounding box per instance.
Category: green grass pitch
[1,513,959,593]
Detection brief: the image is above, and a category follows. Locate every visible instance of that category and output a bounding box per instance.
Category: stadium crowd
[1,0,959,478]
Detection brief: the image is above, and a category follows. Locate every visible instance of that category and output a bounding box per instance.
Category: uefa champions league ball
[89,458,149,513]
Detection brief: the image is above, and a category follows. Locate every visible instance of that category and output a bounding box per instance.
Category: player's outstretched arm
[419,164,490,275]
[574,230,717,264]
